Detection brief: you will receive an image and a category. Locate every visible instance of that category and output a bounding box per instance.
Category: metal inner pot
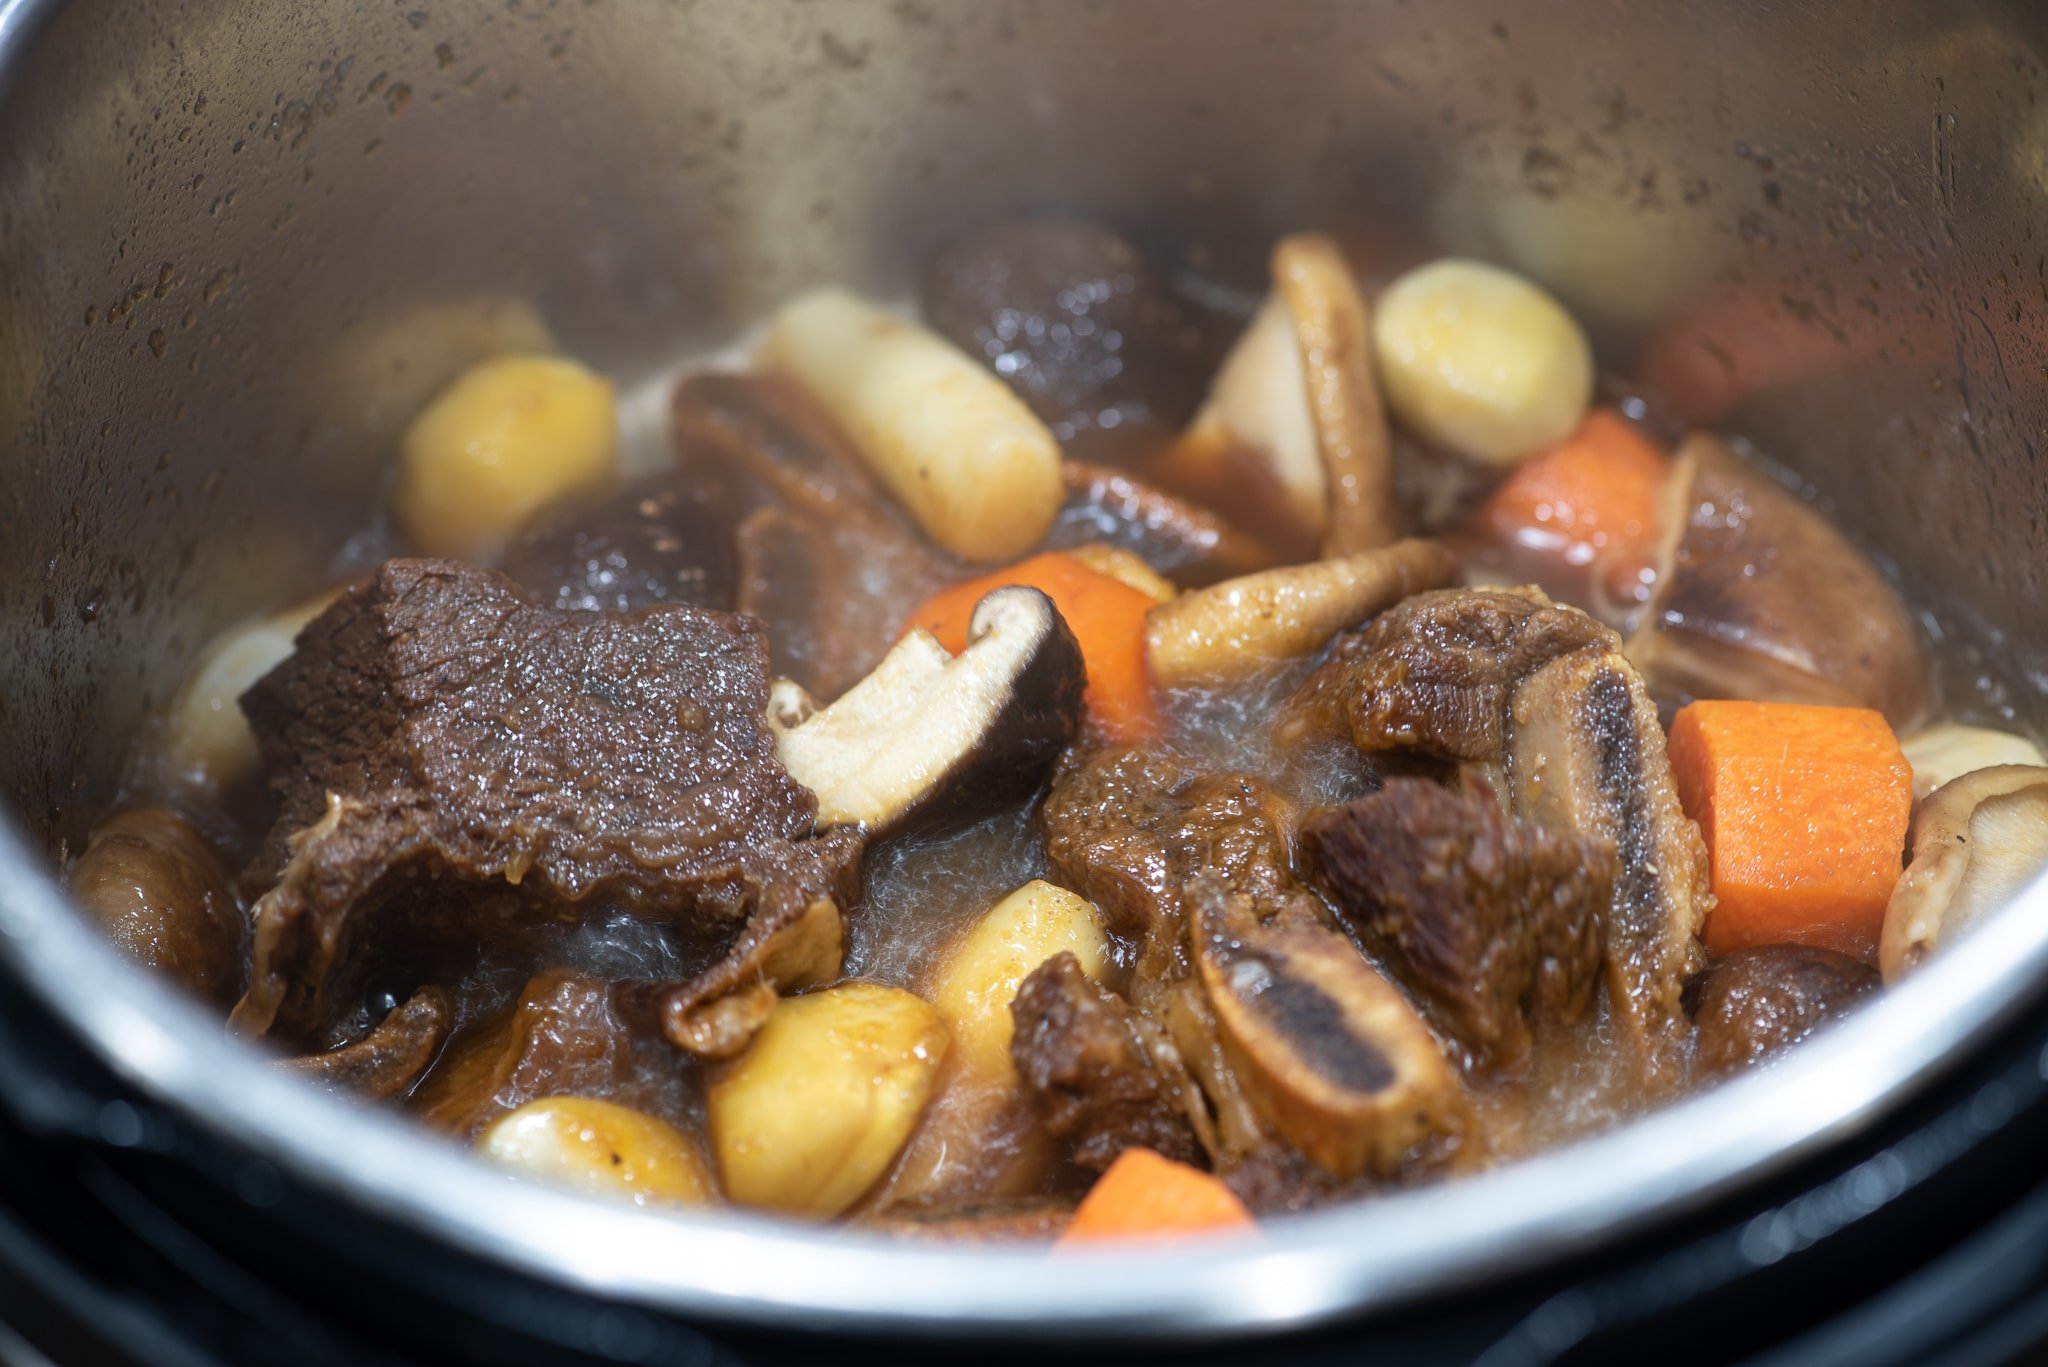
[1,0,2045,1339]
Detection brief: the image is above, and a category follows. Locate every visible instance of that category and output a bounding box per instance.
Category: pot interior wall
[2,0,2045,851]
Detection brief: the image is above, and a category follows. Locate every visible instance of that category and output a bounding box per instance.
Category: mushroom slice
[1625,434,1930,728]
[1881,765,2048,982]
[627,893,848,1062]
[769,586,1086,834]
[1151,234,1397,560]
[1052,462,1285,584]
[670,370,888,524]
[278,987,453,1101]
[1189,879,1465,1179]
[1064,543,1178,604]
[412,972,634,1139]
[1901,724,2048,799]
[660,981,781,1061]
[1146,539,1457,688]
[1273,234,1399,556]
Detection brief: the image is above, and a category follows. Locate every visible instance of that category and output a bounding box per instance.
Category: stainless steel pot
[1,0,2045,1344]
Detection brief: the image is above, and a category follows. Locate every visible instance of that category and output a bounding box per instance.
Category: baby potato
[1373,258,1592,466]
[477,1096,713,1207]
[758,290,1064,563]
[930,880,1111,1082]
[395,354,619,560]
[162,595,332,794]
[709,982,949,1218]
[876,881,1112,1206]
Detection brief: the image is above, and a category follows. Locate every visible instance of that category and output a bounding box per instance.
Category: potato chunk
[758,290,1064,562]
[161,596,332,794]
[931,880,1111,1083]
[873,882,1111,1208]
[395,355,619,560]
[1373,259,1592,466]
[476,1096,714,1207]
[709,983,949,1217]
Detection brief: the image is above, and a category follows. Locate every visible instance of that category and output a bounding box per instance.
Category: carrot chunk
[1058,1148,1255,1247]
[905,551,1158,739]
[1467,408,1670,614]
[1667,699,1914,960]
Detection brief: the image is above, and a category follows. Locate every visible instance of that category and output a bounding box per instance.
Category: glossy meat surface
[233,558,862,1045]
[1288,588,1711,1083]
[1009,951,1205,1170]
[1040,746,1305,951]
[1306,775,1609,1069]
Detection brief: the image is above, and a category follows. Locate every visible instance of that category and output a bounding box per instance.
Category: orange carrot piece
[1058,1148,1255,1247]
[905,551,1158,739]
[1468,408,1670,612]
[1667,699,1914,960]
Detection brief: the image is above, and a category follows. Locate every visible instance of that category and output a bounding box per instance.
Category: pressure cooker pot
[1,1,2046,1361]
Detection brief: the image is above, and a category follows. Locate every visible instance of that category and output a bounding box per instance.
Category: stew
[74,220,2048,1242]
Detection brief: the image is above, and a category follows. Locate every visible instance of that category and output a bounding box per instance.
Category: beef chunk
[1218,1144,1367,1217]
[1009,952,1204,1170]
[1189,877,1471,1179]
[735,504,953,703]
[667,372,955,702]
[1040,747,1305,958]
[1285,588,1712,1086]
[1038,747,1478,1184]
[1306,776,1610,1069]
[1685,945,1877,1078]
[502,471,743,613]
[1280,587,1610,775]
[233,558,861,1045]
[411,971,634,1137]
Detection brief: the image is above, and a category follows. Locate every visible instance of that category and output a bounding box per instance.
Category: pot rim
[2,814,2044,1340]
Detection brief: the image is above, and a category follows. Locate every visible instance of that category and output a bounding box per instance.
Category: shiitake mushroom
[768,587,1086,835]
[1626,434,1930,728]
[69,808,245,1008]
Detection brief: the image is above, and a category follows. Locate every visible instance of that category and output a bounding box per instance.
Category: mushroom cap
[1626,434,1931,728]
[1145,538,1458,689]
[1880,764,2048,983]
[769,586,1086,836]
